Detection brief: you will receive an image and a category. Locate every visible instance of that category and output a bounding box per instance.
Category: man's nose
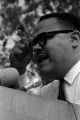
[32,44,42,62]
[33,43,42,50]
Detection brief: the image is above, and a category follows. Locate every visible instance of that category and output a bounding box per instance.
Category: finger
[20,39,29,45]
[10,51,19,67]
[16,42,25,50]
[17,41,30,55]
[12,47,22,55]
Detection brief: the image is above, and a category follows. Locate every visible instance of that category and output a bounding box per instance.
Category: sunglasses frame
[30,30,73,47]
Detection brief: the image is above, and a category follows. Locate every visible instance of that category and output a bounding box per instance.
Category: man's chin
[39,69,47,76]
[41,75,54,85]
[39,70,54,82]
[39,69,60,80]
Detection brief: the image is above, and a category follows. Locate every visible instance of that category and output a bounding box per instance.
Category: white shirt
[64,60,80,105]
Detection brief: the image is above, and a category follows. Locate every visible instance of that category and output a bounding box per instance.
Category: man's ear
[70,30,80,49]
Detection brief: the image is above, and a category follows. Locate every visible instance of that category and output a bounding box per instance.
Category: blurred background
[0,0,80,68]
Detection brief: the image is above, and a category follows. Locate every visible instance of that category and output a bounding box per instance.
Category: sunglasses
[31,30,73,47]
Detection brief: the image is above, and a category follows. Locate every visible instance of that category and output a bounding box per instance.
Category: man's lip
[36,53,48,64]
[33,49,48,64]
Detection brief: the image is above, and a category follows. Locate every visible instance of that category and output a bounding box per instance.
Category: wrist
[18,68,26,75]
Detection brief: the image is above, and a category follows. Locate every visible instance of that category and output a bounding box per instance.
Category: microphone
[0,67,19,87]
[19,77,42,92]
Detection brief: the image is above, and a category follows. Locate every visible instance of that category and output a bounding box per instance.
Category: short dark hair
[39,12,80,31]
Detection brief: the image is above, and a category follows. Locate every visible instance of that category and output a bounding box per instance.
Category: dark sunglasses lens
[46,32,55,39]
[32,37,38,46]
[32,31,55,46]
[38,33,46,46]
[32,33,46,46]
[38,32,54,46]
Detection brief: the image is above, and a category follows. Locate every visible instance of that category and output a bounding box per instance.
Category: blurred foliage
[0,0,80,68]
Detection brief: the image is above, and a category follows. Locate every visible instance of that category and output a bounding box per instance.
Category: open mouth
[36,51,48,64]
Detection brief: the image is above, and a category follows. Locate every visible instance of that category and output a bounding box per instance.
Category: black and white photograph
[0,0,80,120]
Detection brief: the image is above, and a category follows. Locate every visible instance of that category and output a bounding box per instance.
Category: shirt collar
[64,60,80,84]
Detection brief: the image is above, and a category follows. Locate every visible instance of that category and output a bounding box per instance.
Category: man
[10,12,80,104]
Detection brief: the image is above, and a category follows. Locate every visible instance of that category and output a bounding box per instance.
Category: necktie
[58,78,66,101]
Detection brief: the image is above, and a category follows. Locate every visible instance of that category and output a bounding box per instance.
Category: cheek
[46,42,62,62]
[46,38,70,62]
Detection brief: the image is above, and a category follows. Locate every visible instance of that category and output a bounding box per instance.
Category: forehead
[34,18,64,36]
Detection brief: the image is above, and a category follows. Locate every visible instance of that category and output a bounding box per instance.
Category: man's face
[33,18,74,81]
